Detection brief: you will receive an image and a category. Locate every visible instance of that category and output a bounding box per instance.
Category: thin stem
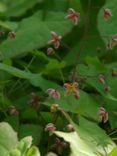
[109,129,117,136]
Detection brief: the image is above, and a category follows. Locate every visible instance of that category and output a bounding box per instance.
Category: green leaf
[0,63,60,91]
[86,78,117,102]
[0,2,6,13]
[19,124,43,145]
[98,0,117,46]
[1,0,42,17]
[0,122,18,156]
[0,11,73,60]
[25,146,40,156]
[0,21,18,30]
[8,136,41,156]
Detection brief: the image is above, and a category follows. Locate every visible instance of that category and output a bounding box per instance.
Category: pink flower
[45,123,56,132]
[48,31,62,49]
[98,107,108,123]
[65,8,80,25]
[103,8,112,20]
[47,88,61,99]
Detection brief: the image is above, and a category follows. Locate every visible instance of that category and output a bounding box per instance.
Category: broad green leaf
[1,0,42,17]
[0,122,18,156]
[98,0,117,46]
[44,0,68,11]
[20,108,39,121]
[0,63,60,91]
[0,2,6,13]
[76,62,117,102]
[64,0,106,65]
[78,117,115,148]
[86,78,117,102]
[19,124,43,145]
[0,11,73,60]
[0,21,18,30]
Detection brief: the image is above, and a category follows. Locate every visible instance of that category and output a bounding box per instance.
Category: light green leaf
[54,131,97,156]
[108,147,117,156]
[26,146,40,156]
[0,122,18,156]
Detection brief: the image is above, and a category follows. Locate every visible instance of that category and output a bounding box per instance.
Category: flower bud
[51,104,59,113]
[111,68,117,77]
[47,88,61,99]
[45,123,56,132]
[66,124,74,132]
[98,74,105,84]
[47,47,55,55]
[8,31,16,39]
[104,85,111,92]
[9,106,19,116]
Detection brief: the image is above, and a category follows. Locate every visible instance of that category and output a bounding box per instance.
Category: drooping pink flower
[47,88,61,99]
[65,8,80,25]
[98,107,108,123]
[48,31,62,49]
[103,8,112,20]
